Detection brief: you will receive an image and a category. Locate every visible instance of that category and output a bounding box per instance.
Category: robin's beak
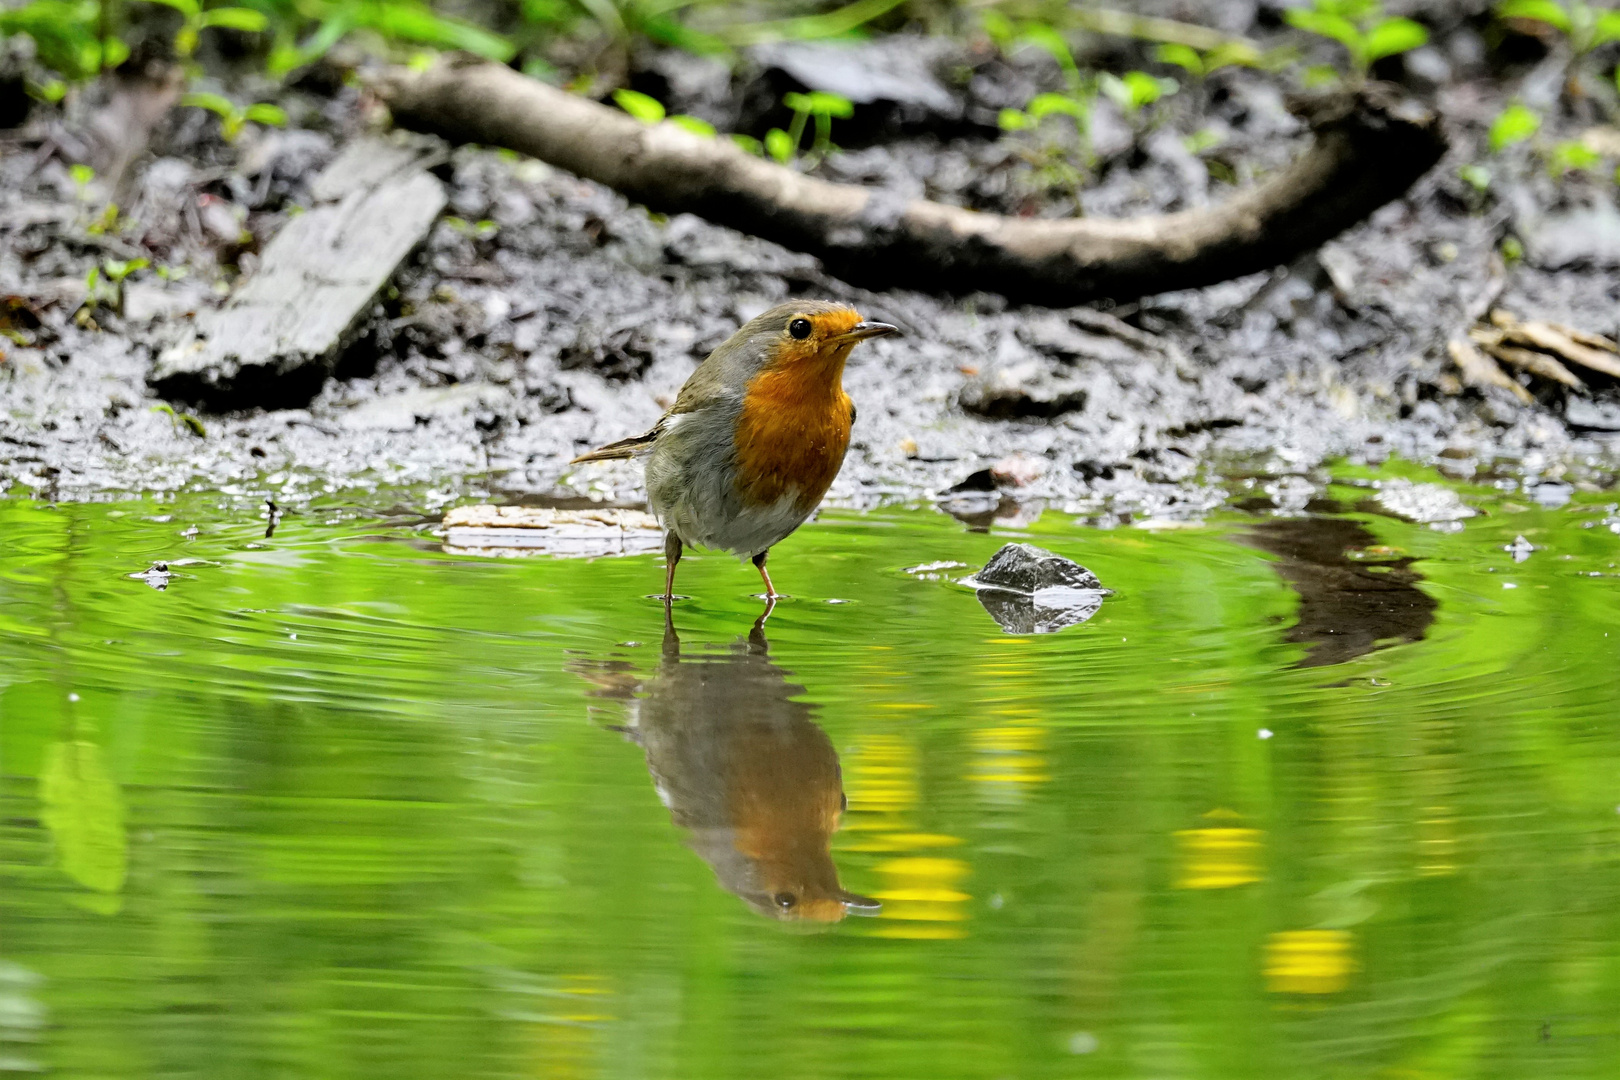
[832,321,899,345]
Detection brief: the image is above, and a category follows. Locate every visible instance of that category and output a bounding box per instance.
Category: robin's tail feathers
[570,428,658,464]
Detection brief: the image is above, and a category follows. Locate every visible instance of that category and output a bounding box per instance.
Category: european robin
[575,607,880,922]
[571,300,898,600]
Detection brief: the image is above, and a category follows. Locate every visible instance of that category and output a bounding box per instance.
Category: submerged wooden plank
[442,506,665,558]
[150,138,446,409]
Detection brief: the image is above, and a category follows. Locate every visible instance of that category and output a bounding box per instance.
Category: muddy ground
[3,1,1620,523]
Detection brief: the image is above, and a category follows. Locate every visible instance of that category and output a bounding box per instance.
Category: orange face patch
[732,308,864,511]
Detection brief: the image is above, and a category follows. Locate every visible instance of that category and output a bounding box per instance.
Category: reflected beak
[838,890,883,914]
[833,321,899,345]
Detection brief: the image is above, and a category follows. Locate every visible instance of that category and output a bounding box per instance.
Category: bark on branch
[375,58,1447,305]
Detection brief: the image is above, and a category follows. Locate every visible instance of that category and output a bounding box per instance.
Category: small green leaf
[1489,102,1540,152]
[1153,43,1204,78]
[243,103,287,127]
[181,91,236,119]
[1285,9,1365,52]
[198,7,269,32]
[1204,41,1264,71]
[1184,127,1224,154]
[997,107,1031,131]
[101,35,130,69]
[764,127,795,163]
[802,91,854,118]
[179,412,207,437]
[69,163,95,188]
[1458,163,1492,191]
[612,88,666,124]
[669,114,717,138]
[143,0,201,17]
[1594,10,1620,46]
[1026,92,1087,121]
[1302,63,1341,87]
[1549,139,1602,174]
[1364,17,1428,61]
[1496,0,1573,33]
[730,133,764,156]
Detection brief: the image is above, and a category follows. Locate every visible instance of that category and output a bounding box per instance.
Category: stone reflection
[1245,517,1437,668]
[576,607,878,923]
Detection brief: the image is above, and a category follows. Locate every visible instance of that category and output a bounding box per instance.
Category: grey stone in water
[971,543,1107,635]
[975,542,1102,593]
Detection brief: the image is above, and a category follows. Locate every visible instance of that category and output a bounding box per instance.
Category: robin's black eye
[774,892,798,909]
[788,318,812,340]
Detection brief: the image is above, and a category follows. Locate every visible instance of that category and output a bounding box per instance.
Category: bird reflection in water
[574,602,879,923]
[1245,517,1437,668]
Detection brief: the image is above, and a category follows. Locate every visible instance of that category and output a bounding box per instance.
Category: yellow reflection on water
[1264,930,1356,994]
[1175,810,1263,889]
[871,857,971,939]
[967,710,1050,797]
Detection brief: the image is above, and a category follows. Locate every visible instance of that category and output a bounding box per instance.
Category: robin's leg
[663,531,683,602]
[752,549,777,599]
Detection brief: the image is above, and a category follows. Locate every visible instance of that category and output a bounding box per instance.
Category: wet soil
[3,2,1620,517]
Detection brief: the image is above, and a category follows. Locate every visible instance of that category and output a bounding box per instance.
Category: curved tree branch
[374,58,1446,305]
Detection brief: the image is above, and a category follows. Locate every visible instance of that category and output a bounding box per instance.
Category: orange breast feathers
[731,322,860,512]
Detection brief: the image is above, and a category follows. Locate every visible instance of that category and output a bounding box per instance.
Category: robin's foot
[751,549,778,599]
[663,531,683,602]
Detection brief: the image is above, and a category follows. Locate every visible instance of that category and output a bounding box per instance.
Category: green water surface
[2,474,1619,1078]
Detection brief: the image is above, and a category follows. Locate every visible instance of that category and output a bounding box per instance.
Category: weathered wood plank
[150,138,446,410]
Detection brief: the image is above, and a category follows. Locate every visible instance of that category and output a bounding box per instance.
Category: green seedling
[151,403,207,438]
[139,0,268,58]
[1152,41,1264,79]
[181,92,287,142]
[69,163,95,198]
[85,202,121,235]
[1489,102,1541,152]
[766,91,853,164]
[1496,0,1620,55]
[1099,70,1179,114]
[83,257,149,318]
[1549,139,1604,175]
[1285,0,1429,75]
[610,89,716,137]
[1458,163,1493,191]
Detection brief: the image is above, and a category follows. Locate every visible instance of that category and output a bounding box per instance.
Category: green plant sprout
[609,89,716,137]
[181,92,287,142]
[1099,70,1179,114]
[1548,139,1604,175]
[138,0,268,58]
[83,257,149,318]
[267,0,516,77]
[765,91,853,164]
[1496,0,1620,55]
[1489,102,1541,152]
[1285,0,1429,75]
[150,403,207,437]
[1151,41,1263,79]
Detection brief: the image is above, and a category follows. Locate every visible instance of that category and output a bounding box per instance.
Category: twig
[1448,338,1533,404]
[375,60,1447,305]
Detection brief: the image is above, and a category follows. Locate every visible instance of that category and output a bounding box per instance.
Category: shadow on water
[572,605,879,924]
[1244,517,1437,668]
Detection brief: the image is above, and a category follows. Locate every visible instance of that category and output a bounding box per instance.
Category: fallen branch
[374,59,1446,305]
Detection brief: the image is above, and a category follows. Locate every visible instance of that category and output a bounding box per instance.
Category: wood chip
[442,505,664,558]
[1447,338,1532,404]
[1469,328,1585,390]
[1489,309,1620,378]
[151,138,447,409]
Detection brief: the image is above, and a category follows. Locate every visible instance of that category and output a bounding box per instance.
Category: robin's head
[724,300,898,383]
